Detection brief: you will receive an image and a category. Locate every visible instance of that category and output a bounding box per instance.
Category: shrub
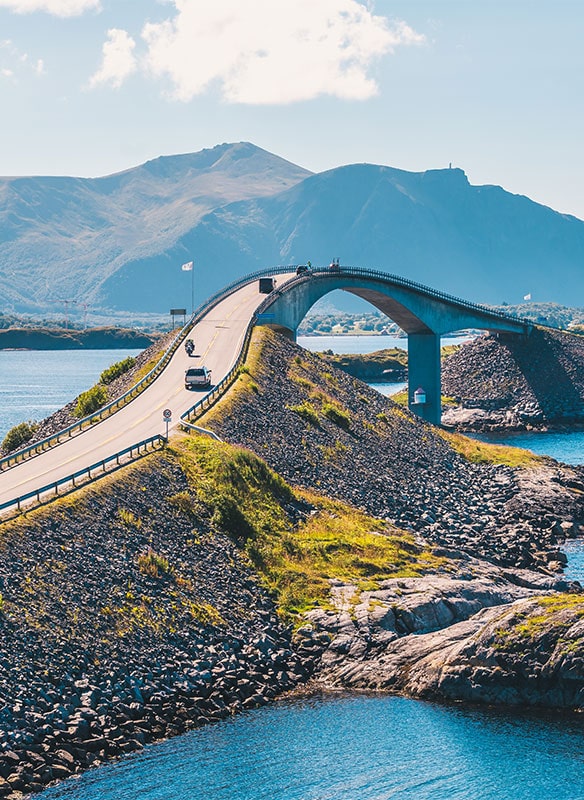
[137,549,172,578]
[322,402,351,430]
[2,420,38,453]
[99,356,136,385]
[168,491,196,515]
[74,384,108,418]
[287,401,321,427]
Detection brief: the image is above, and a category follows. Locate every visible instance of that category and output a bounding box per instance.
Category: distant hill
[0,142,311,314]
[1,143,584,317]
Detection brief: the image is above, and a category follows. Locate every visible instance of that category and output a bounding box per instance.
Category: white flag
[523,293,531,300]
[181,261,193,271]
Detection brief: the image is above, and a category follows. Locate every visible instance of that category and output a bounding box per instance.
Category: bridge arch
[255,267,532,425]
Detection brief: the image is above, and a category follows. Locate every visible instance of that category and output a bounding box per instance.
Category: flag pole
[191,263,194,316]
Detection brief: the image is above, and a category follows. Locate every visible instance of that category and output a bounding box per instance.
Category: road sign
[170,308,186,316]
[163,408,172,420]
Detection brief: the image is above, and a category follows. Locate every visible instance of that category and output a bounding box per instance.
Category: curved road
[0,274,290,510]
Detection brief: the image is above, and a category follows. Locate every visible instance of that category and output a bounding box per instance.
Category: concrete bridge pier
[407,332,441,425]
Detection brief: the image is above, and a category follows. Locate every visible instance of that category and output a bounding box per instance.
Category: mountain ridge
[1,142,582,317]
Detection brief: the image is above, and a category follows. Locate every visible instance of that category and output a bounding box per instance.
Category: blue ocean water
[469,430,584,466]
[0,349,141,441]
[35,695,584,800]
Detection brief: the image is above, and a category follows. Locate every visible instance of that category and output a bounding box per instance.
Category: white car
[185,366,212,389]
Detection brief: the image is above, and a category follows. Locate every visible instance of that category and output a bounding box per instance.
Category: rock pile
[0,456,318,797]
[441,328,584,430]
[201,329,584,572]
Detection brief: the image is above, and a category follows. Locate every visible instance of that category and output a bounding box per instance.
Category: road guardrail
[0,433,166,515]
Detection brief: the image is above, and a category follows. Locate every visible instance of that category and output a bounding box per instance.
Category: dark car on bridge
[296,264,309,275]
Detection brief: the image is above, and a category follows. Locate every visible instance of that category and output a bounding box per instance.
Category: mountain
[0,142,311,313]
[1,144,584,317]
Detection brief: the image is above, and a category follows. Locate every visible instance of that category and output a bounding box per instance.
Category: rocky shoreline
[441,328,584,431]
[2,327,584,797]
[0,455,324,798]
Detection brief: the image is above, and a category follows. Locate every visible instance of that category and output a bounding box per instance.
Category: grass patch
[171,437,447,620]
[499,594,584,642]
[322,402,351,430]
[134,349,166,382]
[137,548,172,578]
[438,429,544,467]
[287,401,321,427]
[390,390,408,407]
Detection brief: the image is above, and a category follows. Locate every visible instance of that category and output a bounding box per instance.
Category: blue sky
[1,1,583,219]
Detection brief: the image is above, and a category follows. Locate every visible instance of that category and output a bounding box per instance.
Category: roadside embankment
[0,330,176,457]
[441,327,584,431]
[0,444,323,798]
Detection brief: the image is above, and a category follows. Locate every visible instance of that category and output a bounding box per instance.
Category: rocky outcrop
[200,329,584,572]
[441,328,584,431]
[0,326,156,352]
[297,556,584,708]
[317,347,407,382]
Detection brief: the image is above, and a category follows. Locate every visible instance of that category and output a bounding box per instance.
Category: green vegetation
[287,401,321,427]
[497,594,584,643]
[438,429,544,467]
[74,384,108,418]
[322,402,351,430]
[99,356,136,385]
[318,347,407,382]
[298,310,398,336]
[390,390,408,407]
[137,548,172,579]
[2,420,38,453]
[173,437,446,619]
[118,508,142,527]
[490,301,584,330]
[168,490,197,515]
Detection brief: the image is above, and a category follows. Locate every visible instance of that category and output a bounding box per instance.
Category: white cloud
[0,0,100,16]
[0,38,46,78]
[89,28,137,89]
[135,0,425,104]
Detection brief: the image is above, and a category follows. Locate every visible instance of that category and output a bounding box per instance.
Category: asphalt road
[0,274,289,510]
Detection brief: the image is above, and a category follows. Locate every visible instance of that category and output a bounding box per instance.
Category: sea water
[35,695,584,800]
[0,349,141,441]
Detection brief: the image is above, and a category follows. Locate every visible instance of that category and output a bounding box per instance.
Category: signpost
[170,308,187,328]
[163,408,172,439]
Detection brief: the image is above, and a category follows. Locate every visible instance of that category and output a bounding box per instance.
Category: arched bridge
[255,266,532,424]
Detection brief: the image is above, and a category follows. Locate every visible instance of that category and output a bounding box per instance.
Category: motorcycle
[185,339,194,356]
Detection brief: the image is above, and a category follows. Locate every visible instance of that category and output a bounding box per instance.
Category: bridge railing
[0,265,298,473]
[0,433,166,515]
[254,265,535,330]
